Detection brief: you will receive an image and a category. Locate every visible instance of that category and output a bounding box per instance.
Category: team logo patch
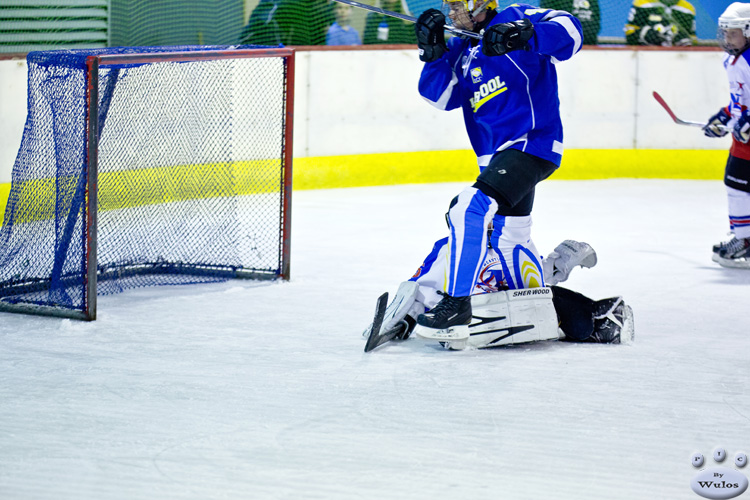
[470,67,483,84]
[476,255,505,293]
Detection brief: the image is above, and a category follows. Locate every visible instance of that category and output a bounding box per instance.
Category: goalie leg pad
[420,287,562,350]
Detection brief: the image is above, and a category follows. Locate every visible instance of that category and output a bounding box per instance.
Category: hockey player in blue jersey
[411,1,583,335]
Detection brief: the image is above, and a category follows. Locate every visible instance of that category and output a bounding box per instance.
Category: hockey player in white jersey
[413,2,583,332]
[363,238,634,352]
[704,2,750,269]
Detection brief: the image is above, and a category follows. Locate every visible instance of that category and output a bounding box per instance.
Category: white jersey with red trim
[724,50,750,160]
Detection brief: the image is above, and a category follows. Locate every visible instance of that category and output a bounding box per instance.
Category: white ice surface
[1,179,749,500]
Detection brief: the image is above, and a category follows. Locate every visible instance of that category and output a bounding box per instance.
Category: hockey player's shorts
[725,154,750,193]
[474,149,558,216]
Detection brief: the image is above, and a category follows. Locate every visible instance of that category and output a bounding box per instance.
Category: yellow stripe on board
[98,159,282,212]
[0,159,283,225]
[549,149,727,180]
[0,182,10,225]
[292,149,728,189]
[0,149,729,226]
[292,150,479,190]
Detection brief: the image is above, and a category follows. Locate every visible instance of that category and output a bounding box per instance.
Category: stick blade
[652,90,709,128]
[652,91,680,123]
[364,292,389,353]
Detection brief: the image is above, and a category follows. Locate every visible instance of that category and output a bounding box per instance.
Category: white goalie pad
[414,287,562,350]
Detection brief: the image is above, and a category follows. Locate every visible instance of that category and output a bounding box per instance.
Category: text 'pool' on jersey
[469,76,507,113]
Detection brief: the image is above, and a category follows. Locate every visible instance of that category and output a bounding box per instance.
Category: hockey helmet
[443,0,498,13]
[442,0,498,30]
[719,2,750,55]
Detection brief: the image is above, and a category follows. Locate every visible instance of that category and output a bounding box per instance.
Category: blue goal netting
[0,46,293,319]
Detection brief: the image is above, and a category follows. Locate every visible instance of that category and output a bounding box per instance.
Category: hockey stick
[330,0,482,40]
[652,91,724,130]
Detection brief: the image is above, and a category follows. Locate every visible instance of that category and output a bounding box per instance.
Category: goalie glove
[415,9,448,63]
[482,19,534,57]
[704,108,731,138]
[733,110,750,144]
[542,240,597,286]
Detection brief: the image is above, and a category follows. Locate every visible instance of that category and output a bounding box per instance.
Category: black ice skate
[720,237,750,257]
[416,291,472,330]
[714,237,750,268]
[713,236,749,259]
[589,297,634,344]
[712,237,732,256]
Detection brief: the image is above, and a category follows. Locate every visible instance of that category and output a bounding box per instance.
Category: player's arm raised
[416,10,463,111]
[483,7,582,61]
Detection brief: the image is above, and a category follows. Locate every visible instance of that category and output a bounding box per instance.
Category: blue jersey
[418,4,582,168]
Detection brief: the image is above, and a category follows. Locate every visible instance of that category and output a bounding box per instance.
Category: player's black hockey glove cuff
[416,9,448,62]
[704,108,731,138]
[733,110,750,143]
[482,19,534,57]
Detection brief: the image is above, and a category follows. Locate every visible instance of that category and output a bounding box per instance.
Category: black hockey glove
[733,110,750,144]
[482,19,535,57]
[415,9,448,63]
[704,108,731,138]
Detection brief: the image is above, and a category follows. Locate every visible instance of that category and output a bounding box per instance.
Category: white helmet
[719,3,750,55]
[720,3,750,36]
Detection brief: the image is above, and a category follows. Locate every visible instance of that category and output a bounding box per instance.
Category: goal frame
[1,47,295,321]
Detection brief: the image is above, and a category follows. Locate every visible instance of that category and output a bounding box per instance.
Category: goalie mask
[718,2,750,55]
[442,0,498,32]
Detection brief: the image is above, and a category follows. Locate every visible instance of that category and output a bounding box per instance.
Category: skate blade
[414,324,470,341]
[363,292,389,352]
[716,256,750,269]
[441,339,468,350]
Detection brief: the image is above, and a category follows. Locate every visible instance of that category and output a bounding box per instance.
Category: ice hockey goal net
[0,46,294,320]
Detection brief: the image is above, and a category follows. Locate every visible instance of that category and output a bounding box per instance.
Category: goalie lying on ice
[363,239,634,351]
